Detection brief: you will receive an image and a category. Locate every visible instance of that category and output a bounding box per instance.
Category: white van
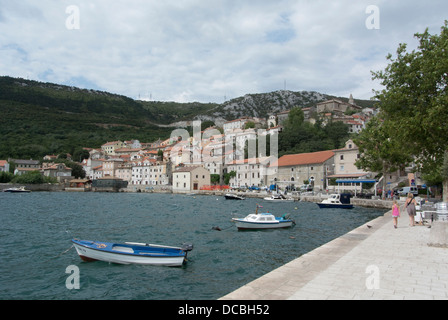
[395,186,418,196]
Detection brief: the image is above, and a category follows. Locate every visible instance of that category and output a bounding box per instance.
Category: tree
[284,107,304,130]
[367,21,448,199]
[354,116,412,197]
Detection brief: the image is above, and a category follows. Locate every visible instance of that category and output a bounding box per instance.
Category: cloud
[1,0,447,103]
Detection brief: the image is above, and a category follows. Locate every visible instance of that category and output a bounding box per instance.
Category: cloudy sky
[1,1,446,103]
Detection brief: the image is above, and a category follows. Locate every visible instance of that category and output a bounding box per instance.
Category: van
[395,186,418,196]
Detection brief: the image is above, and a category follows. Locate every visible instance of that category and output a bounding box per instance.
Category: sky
[0,0,447,103]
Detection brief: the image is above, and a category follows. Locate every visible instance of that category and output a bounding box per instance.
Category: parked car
[299,184,313,192]
[394,186,418,196]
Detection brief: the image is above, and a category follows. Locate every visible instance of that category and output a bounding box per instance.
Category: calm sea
[0,192,386,300]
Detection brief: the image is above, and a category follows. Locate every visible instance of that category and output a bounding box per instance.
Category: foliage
[279,110,350,156]
[0,76,173,159]
[223,171,236,185]
[0,171,14,183]
[11,171,57,184]
[210,174,220,185]
[369,21,448,176]
[354,116,412,173]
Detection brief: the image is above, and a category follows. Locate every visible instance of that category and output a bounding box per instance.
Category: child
[392,200,400,229]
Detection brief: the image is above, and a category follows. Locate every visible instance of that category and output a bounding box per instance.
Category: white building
[172,166,211,193]
[131,158,169,186]
[226,157,273,188]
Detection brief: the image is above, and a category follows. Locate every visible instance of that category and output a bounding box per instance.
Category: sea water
[0,192,386,300]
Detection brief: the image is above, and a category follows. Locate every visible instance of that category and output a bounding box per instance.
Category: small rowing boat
[72,239,193,267]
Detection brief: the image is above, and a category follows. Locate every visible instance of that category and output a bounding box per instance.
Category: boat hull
[225,194,245,200]
[317,203,353,209]
[72,240,187,267]
[232,219,294,230]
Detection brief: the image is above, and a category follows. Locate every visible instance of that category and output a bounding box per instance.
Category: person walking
[405,193,417,227]
[392,200,400,229]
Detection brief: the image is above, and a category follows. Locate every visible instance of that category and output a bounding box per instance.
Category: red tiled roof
[272,150,335,167]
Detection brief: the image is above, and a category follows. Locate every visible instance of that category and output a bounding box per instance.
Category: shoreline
[1,182,399,210]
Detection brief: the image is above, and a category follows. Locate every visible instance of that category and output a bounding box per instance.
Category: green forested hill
[0,76,174,159]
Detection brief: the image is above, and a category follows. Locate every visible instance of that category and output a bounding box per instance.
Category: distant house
[101,141,126,155]
[43,155,58,161]
[172,166,210,193]
[10,159,40,176]
[316,95,362,115]
[10,159,40,169]
[42,163,72,179]
[102,158,124,177]
[223,118,249,133]
[0,160,10,173]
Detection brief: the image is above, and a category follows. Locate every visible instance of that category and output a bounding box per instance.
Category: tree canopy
[356,21,448,196]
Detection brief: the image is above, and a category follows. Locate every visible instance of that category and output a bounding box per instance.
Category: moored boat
[263,194,294,202]
[232,213,295,229]
[232,205,295,229]
[72,239,193,267]
[225,193,245,200]
[317,194,353,209]
[3,186,31,193]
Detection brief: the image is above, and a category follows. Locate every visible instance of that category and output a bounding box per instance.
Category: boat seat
[112,246,134,253]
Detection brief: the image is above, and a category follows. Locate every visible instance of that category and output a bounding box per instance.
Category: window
[340,155,344,160]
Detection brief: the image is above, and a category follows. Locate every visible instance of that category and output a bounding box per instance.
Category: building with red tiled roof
[0,160,10,173]
[269,150,335,191]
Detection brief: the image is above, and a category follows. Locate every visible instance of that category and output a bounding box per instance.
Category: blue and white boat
[232,213,295,229]
[72,239,193,267]
[232,205,295,229]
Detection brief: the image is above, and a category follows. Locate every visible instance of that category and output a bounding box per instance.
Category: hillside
[0,76,375,159]
[0,76,173,159]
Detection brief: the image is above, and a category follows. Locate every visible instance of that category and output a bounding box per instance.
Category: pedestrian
[405,192,417,226]
[392,200,400,229]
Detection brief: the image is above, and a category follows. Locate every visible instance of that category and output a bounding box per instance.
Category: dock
[220,206,448,300]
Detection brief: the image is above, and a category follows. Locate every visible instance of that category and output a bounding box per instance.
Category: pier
[221,206,448,300]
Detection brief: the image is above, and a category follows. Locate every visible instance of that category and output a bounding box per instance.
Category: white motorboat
[263,194,294,202]
[232,205,295,229]
[225,193,245,200]
[232,213,295,229]
[317,194,353,209]
[3,186,31,193]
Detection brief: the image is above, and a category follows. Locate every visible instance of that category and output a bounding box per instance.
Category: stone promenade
[221,206,448,300]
